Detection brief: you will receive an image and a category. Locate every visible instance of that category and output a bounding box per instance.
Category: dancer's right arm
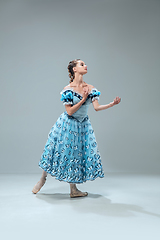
[65,88,89,116]
[65,99,84,116]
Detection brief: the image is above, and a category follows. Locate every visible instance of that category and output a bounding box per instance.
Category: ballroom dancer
[32,58,121,197]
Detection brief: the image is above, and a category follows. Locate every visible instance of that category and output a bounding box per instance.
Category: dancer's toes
[32,178,46,194]
[70,190,88,198]
[32,181,41,194]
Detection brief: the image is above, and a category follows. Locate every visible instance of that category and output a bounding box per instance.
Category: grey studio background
[0,0,160,174]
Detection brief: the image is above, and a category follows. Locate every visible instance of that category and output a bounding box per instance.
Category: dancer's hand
[113,96,121,105]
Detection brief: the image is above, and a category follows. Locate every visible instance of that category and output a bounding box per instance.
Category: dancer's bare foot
[70,183,88,198]
[32,171,47,194]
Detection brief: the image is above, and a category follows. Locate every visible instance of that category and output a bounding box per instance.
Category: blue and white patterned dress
[38,87,105,184]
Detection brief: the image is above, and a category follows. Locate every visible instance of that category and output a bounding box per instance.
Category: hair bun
[67,59,81,83]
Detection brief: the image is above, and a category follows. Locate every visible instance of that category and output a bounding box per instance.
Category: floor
[0,173,160,240]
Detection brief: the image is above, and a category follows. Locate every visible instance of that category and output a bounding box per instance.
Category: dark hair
[67,59,81,83]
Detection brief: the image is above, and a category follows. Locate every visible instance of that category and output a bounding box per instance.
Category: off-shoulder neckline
[60,87,98,97]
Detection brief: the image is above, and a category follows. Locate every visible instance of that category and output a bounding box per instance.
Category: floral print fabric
[38,87,105,183]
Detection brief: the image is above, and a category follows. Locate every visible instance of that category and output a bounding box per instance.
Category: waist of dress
[64,111,89,122]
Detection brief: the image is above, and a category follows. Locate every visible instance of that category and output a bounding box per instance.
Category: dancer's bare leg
[70,183,88,198]
[32,170,47,194]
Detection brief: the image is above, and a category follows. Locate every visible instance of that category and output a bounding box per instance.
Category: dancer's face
[73,60,87,75]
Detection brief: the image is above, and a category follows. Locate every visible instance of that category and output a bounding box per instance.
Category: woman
[32,58,121,197]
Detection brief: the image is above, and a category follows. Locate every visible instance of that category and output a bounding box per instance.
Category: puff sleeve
[90,88,101,102]
[60,89,73,105]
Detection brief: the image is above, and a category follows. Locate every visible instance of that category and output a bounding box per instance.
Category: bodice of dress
[60,87,101,122]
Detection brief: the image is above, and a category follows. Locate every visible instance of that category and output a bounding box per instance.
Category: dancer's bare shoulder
[86,83,94,91]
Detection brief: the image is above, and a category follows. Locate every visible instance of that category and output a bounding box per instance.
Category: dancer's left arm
[92,96,121,111]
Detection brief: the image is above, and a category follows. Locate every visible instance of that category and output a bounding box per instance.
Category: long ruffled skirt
[39,111,105,183]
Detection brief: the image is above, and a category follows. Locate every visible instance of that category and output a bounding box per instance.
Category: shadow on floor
[35,191,160,218]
